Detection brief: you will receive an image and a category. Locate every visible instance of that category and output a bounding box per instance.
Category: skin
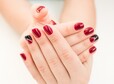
[20,5,98,84]
[61,0,96,28]
[0,0,96,33]
[23,24,95,84]
[0,0,96,83]
[20,4,96,63]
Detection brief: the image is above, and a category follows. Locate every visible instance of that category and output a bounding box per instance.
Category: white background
[0,0,114,84]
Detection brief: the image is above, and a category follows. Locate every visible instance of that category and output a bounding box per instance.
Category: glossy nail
[20,53,26,61]
[84,27,94,35]
[89,46,97,54]
[90,34,99,43]
[32,28,41,38]
[51,20,56,25]
[36,6,45,13]
[25,35,32,44]
[74,22,84,30]
[43,25,53,35]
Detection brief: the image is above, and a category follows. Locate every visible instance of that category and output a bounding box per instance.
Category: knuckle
[39,39,47,46]
[77,33,82,40]
[73,46,80,55]
[38,65,46,73]
[81,54,88,62]
[30,46,37,53]
[48,57,58,67]
[61,49,73,61]
[50,35,59,43]
[64,25,71,35]
[38,32,47,46]
[82,41,89,47]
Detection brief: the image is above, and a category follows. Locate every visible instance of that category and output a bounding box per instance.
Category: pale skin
[0,0,96,33]
[0,0,97,84]
[23,23,96,84]
[20,5,98,84]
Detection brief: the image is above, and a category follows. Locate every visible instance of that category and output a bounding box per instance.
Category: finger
[78,46,96,81]
[20,30,30,52]
[31,4,57,25]
[24,34,57,84]
[78,46,97,64]
[72,34,99,55]
[56,22,85,36]
[20,51,46,84]
[65,27,95,46]
[31,28,70,84]
[31,6,86,36]
[43,25,83,77]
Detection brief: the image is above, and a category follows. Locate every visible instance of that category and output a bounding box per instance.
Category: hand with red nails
[20,24,98,84]
[20,4,99,84]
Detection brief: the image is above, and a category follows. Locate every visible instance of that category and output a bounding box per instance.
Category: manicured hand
[20,24,98,84]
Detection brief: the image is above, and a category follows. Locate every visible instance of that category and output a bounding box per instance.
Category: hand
[20,4,98,63]
[20,24,98,84]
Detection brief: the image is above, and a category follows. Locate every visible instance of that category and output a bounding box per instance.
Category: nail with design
[90,34,99,43]
[25,35,33,44]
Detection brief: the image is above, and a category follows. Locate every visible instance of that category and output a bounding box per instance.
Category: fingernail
[43,25,53,35]
[84,27,94,35]
[89,46,97,54]
[90,34,99,43]
[20,53,26,61]
[32,28,41,38]
[51,20,56,25]
[36,6,45,13]
[74,22,84,30]
[25,35,32,44]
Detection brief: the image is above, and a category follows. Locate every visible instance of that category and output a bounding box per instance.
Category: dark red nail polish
[89,46,97,54]
[32,28,41,38]
[43,25,53,35]
[36,6,45,13]
[74,22,84,30]
[90,34,99,43]
[20,53,26,61]
[84,27,94,35]
[25,35,32,44]
[51,20,56,25]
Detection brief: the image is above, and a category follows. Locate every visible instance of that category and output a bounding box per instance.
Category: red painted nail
[25,35,32,44]
[84,27,94,35]
[89,46,97,54]
[36,6,45,13]
[74,22,84,30]
[43,25,53,35]
[32,28,41,38]
[50,20,56,25]
[90,34,99,43]
[20,53,26,61]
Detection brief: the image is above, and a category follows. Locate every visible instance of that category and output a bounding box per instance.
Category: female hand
[20,24,98,84]
[20,4,98,63]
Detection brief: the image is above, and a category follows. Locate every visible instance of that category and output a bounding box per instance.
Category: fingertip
[20,53,27,61]
[89,46,97,54]
[31,4,48,20]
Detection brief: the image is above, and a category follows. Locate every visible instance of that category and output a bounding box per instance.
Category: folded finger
[20,51,46,84]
